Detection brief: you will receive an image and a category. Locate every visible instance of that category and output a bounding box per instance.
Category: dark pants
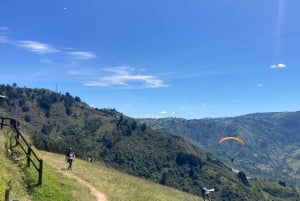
[202,194,211,201]
[67,159,73,170]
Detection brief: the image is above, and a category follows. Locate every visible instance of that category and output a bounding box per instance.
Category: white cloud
[17,40,59,54]
[67,51,96,60]
[0,35,9,43]
[256,83,264,87]
[0,29,96,59]
[269,63,287,68]
[277,63,286,68]
[83,66,168,88]
[160,111,168,114]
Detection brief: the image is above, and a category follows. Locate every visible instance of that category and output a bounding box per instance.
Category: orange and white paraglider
[217,136,245,164]
[217,137,245,146]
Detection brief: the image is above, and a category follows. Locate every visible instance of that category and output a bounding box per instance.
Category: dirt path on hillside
[62,170,107,201]
[40,151,107,201]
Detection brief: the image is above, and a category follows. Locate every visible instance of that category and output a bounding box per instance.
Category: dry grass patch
[40,151,203,201]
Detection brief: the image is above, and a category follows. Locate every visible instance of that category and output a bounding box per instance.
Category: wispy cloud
[0,35,9,43]
[0,26,9,31]
[269,63,287,68]
[160,111,168,114]
[17,40,59,54]
[66,51,96,60]
[0,27,96,59]
[256,83,264,87]
[0,26,10,43]
[83,66,168,88]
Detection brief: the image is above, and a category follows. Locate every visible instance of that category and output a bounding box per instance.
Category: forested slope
[139,112,300,187]
[1,83,299,200]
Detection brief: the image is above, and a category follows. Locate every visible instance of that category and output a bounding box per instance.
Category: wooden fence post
[27,145,32,167]
[0,118,4,129]
[16,130,20,146]
[1,117,43,186]
[38,159,43,186]
[4,189,10,201]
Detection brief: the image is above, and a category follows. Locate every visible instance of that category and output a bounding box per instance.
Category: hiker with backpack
[65,147,76,170]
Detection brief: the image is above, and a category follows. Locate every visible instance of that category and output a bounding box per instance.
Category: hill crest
[1,83,300,200]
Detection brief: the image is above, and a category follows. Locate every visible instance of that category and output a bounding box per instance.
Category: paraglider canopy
[217,136,245,146]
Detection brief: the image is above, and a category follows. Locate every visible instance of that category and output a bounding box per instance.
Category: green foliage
[41,151,204,201]
[279,181,286,187]
[23,166,75,201]
[1,127,95,201]
[237,171,250,186]
[139,113,300,187]
[176,152,202,167]
[250,178,300,201]
[24,114,31,122]
[1,83,300,201]
[0,130,31,200]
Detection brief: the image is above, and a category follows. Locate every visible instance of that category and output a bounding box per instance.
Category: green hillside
[139,112,300,187]
[1,128,299,201]
[1,83,300,200]
[0,129,97,201]
[0,128,203,201]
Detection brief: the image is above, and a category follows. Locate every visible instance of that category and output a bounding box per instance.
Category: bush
[24,114,31,122]
[238,171,250,186]
[279,180,286,187]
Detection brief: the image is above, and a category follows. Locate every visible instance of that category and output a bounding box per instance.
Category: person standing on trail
[201,186,213,201]
[65,147,75,170]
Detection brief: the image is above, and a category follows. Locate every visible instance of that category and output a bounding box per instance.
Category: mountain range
[0,83,299,200]
[139,111,300,187]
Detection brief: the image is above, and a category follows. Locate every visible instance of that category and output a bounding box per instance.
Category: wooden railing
[0,117,43,185]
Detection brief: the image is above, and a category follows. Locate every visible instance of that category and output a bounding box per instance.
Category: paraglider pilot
[201,186,214,201]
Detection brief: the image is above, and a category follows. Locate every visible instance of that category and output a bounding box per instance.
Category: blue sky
[1,0,300,119]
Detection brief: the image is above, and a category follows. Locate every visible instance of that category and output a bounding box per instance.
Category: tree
[238,171,250,186]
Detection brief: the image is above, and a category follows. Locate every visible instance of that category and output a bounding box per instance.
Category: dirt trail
[41,151,107,201]
[62,170,107,201]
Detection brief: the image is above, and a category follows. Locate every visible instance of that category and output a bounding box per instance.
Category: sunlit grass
[0,130,31,200]
[41,151,203,201]
[0,129,98,201]
[1,125,203,201]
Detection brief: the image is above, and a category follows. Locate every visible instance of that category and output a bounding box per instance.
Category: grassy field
[0,129,97,201]
[1,130,299,201]
[0,129,204,201]
[40,151,204,201]
[0,130,31,200]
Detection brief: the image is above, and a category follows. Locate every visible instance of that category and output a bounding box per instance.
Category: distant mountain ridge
[0,83,299,200]
[139,111,300,187]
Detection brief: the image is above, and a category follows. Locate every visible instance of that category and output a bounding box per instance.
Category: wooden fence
[0,117,43,186]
